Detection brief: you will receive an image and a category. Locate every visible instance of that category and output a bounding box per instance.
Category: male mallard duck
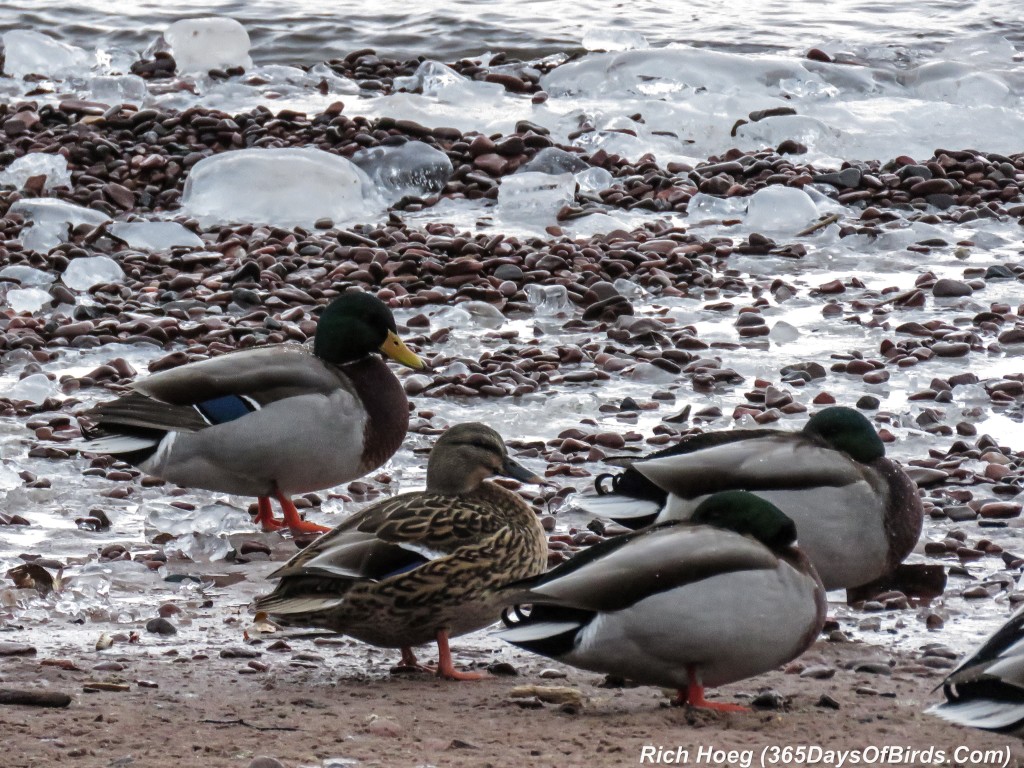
[930,607,1024,733]
[254,422,548,680]
[579,406,922,590]
[497,491,826,710]
[79,292,424,534]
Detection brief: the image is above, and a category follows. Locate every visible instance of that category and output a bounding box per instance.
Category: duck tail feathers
[79,434,161,455]
[254,594,345,618]
[928,698,1024,732]
[572,494,662,528]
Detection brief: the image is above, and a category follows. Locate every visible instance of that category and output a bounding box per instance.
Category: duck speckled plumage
[930,606,1024,734]
[255,422,548,679]
[579,406,923,591]
[498,491,826,710]
[78,292,424,534]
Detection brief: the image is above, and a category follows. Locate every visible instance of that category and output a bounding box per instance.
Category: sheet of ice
[525,284,571,316]
[0,153,72,191]
[497,171,575,224]
[744,186,820,233]
[62,255,126,291]
[109,221,204,251]
[0,265,55,287]
[582,27,650,52]
[519,147,589,175]
[164,17,253,74]
[393,60,505,104]
[4,287,53,314]
[574,166,614,192]
[7,373,58,404]
[350,141,453,203]
[9,198,111,253]
[1,30,91,78]
[180,147,383,227]
[87,75,148,105]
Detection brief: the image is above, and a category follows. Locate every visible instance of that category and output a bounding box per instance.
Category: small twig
[796,213,841,236]
[200,718,299,732]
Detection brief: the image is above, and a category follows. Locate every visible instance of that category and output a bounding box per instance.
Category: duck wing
[930,607,1024,731]
[508,521,779,613]
[633,432,866,499]
[267,491,502,584]
[82,346,347,440]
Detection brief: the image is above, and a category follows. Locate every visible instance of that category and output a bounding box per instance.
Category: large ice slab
[62,256,126,291]
[1,30,90,78]
[165,17,252,74]
[181,147,383,227]
[744,186,819,233]
[0,153,72,191]
[109,221,204,251]
[9,198,111,253]
[351,141,453,203]
[498,172,575,225]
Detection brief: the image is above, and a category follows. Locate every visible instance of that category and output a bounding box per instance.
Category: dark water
[1,0,1020,64]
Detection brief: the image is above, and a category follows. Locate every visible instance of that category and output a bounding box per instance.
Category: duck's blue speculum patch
[194,394,259,425]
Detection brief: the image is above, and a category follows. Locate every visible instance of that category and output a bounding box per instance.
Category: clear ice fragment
[0,153,71,191]
[498,172,575,224]
[62,256,126,292]
[165,17,253,74]
[181,147,382,228]
[108,221,204,251]
[1,30,90,78]
[351,141,453,203]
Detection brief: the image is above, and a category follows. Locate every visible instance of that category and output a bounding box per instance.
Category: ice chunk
[525,284,571,316]
[733,114,840,155]
[144,501,253,539]
[109,221,204,251]
[519,147,589,175]
[769,320,800,344]
[88,75,148,105]
[181,147,382,228]
[498,172,575,224]
[5,287,53,314]
[582,27,650,52]
[0,153,71,191]
[574,166,614,193]
[1,30,90,78]
[7,373,58,404]
[164,17,252,74]
[688,192,747,221]
[627,362,678,383]
[744,186,818,233]
[393,60,504,104]
[9,198,111,253]
[350,141,453,203]
[62,256,125,291]
[0,265,55,287]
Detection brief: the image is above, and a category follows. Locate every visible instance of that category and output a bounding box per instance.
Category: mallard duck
[79,292,424,534]
[254,422,549,680]
[930,607,1024,733]
[497,490,826,710]
[579,406,922,590]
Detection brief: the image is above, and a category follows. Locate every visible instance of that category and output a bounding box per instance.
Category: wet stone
[145,617,177,636]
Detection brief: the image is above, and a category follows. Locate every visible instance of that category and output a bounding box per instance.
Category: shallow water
[1,0,1022,62]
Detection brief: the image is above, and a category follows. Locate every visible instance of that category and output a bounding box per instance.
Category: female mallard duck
[579,406,922,591]
[254,422,548,680]
[930,607,1024,733]
[79,292,424,534]
[498,491,826,710]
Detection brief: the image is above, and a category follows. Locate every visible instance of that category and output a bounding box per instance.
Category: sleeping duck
[497,490,826,710]
[254,422,548,680]
[79,292,424,534]
[930,606,1024,734]
[578,406,922,590]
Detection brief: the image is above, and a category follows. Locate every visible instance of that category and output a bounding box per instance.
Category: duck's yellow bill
[380,331,425,370]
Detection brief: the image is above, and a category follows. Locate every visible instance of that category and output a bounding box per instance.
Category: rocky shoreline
[1,45,1024,768]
